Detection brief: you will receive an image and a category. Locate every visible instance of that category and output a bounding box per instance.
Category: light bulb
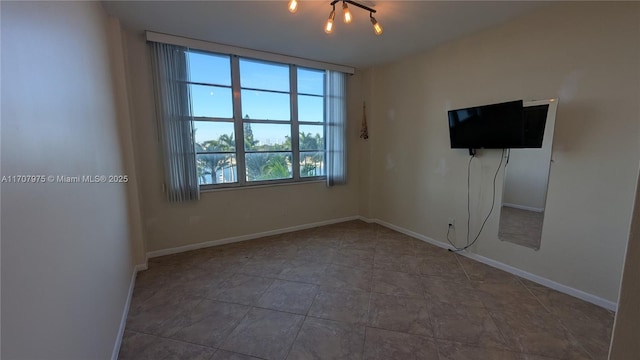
[342,2,352,24]
[370,15,383,35]
[325,8,335,34]
[288,0,298,13]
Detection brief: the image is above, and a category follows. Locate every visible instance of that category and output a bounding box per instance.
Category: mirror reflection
[499,99,558,250]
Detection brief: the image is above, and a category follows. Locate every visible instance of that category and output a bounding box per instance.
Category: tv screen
[448,100,524,149]
[522,104,549,148]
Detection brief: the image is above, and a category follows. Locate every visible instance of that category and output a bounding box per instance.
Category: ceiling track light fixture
[342,2,352,24]
[288,0,383,36]
[325,5,336,34]
[370,12,383,35]
[288,0,298,13]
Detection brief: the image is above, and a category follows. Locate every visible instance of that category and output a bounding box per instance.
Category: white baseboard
[111,261,148,360]
[134,261,148,273]
[361,216,617,311]
[146,216,361,259]
[461,251,617,311]
[367,217,458,251]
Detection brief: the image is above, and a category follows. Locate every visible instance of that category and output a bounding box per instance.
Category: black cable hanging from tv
[447,149,506,252]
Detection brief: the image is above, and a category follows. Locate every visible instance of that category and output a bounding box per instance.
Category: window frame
[192,52,327,191]
[298,83,326,179]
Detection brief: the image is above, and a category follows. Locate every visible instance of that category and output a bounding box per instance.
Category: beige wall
[2,1,636,357]
[358,2,640,302]
[122,30,360,253]
[609,169,640,358]
[355,70,374,219]
[1,2,142,359]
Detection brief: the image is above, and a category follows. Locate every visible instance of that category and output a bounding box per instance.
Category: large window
[149,35,347,202]
[189,51,326,188]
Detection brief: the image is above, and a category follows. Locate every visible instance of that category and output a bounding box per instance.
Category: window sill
[199,178,327,193]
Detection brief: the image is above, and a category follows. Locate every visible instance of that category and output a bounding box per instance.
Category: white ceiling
[103,0,548,68]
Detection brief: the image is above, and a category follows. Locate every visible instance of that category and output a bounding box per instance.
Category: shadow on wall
[552,102,598,154]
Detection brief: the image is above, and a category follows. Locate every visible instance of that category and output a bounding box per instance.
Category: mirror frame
[498,98,558,250]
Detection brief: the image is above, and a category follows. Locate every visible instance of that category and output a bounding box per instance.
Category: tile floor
[119,221,614,360]
[498,206,544,250]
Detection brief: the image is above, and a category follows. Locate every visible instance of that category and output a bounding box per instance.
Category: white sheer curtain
[325,70,348,186]
[150,42,200,202]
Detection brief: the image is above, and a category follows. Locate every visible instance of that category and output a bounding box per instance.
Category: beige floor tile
[276,260,328,284]
[204,244,261,263]
[498,206,543,250]
[255,243,300,260]
[436,341,520,360]
[374,253,422,274]
[419,255,467,279]
[428,302,507,349]
[211,350,260,360]
[120,220,614,360]
[308,288,370,324]
[118,330,216,360]
[473,281,543,311]
[488,307,592,359]
[367,293,433,337]
[372,269,425,298]
[287,317,365,360]
[308,233,343,248]
[518,354,566,360]
[321,264,372,292]
[414,242,452,257]
[238,257,288,277]
[294,245,336,264]
[160,299,250,347]
[375,240,416,256]
[128,286,163,317]
[256,279,319,314]
[208,274,274,305]
[221,307,304,360]
[118,330,157,360]
[529,287,614,359]
[332,248,375,269]
[193,255,248,275]
[134,262,191,291]
[212,349,263,359]
[125,289,202,335]
[363,327,439,359]
[170,266,233,298]
[341,236,377,251]
[422,275,484,308]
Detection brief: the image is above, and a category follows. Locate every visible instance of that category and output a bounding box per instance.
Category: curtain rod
[146,31,356,75]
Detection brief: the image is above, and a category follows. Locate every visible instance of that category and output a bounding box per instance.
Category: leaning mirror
[499,99,558,250]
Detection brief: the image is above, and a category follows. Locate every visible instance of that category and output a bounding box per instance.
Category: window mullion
[291,65,300,181]
[231,55,247,185]
[191,51,329,189]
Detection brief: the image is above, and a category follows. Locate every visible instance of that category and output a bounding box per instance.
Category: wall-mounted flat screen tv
[521,104,549,148]
[448,100,526,150]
